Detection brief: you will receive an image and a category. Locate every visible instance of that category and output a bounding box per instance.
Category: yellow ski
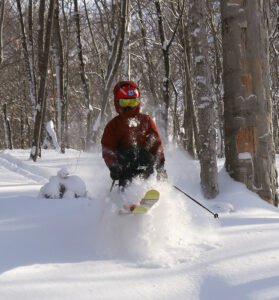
[120,190,160,214]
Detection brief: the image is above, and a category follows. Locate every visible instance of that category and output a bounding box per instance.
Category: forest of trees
[0,0,279,204]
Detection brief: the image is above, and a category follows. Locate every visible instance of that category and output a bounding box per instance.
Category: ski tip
[144,189,160,199]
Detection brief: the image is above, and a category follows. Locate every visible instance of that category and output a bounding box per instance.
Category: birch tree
[206,0,224,157]
[190,0,219,198]
[221,0,278,204]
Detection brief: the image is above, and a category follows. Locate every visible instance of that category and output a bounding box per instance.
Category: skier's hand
[109,163,122,180]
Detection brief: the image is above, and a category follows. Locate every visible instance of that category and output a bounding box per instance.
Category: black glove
[138,148,154,166]
[109,163,122,180]
[156,162,168,181]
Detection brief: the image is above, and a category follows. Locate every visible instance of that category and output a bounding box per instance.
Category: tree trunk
[190,0,219,198]
[221,0,278,204]
[16,0,37,116]
[206,0,224,157]
[123,0,131,80]
[155,0,171,138]
[26,116,31,148]
[73,0,92,150]
[53,0,66,153]
[3,103,13,150]
[61,0,69,148]
[0,0,5,65]
[20,109,24,148]
[177,13,198,158]
[30,0,55,161]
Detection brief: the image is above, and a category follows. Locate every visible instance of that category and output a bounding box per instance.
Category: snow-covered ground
[1,147,279,300]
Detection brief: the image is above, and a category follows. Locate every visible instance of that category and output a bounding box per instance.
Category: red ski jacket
[101,82,165,168]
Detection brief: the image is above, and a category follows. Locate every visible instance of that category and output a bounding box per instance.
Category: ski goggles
[119,98,139,108]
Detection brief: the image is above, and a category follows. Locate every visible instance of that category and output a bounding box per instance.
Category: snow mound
[39,167,87,199]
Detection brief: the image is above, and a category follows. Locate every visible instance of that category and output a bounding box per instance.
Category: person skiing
[101,81,167,187]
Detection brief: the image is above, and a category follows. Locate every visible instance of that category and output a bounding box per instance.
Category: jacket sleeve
[146,117,165,164]
[101,119,118,168]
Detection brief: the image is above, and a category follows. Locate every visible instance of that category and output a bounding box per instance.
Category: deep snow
[0,147,279,299]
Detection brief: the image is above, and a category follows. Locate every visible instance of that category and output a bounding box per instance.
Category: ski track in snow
[0,151,49,184]
[0,148,279,300]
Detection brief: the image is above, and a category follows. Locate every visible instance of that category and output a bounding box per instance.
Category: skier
[101,81,167,188]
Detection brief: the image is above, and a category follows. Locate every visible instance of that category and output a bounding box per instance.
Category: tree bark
[176,11,198,158]
[0,0,5,65]
[221,0,278,204]
[53,0,66,153]
[16,0,37,116]
[206,0,224,157]
[3,103,13,150]
[73,0,92,150]
[155,0,171,138]
[61,0,69,148]
[30,0,55,161]
[190,0,219,198]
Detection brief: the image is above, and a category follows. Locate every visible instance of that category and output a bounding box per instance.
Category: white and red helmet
[114,81,140,99]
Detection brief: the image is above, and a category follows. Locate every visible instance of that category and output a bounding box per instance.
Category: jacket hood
[113,81,141,117]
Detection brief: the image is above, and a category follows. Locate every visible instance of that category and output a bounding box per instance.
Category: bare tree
[73,0,92,150]
[30,0,55,161]
[174,3,198,157]
[0,0,4,65]
[53,0,66,153]
[137,0,160,108]
[154,0,185,138]
[92,0,128,142]
[16,0,37,117]
[2,103,12,149]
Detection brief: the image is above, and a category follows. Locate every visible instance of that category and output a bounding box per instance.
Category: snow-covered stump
[39,168,87,199]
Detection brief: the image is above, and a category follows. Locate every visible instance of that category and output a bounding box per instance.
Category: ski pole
[173,185,219,219]
[110,180,115,192]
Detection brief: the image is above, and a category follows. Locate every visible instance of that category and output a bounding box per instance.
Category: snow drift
[39,167,87,199]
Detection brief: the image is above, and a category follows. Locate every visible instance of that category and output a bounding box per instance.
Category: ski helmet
[113,81,140,115]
